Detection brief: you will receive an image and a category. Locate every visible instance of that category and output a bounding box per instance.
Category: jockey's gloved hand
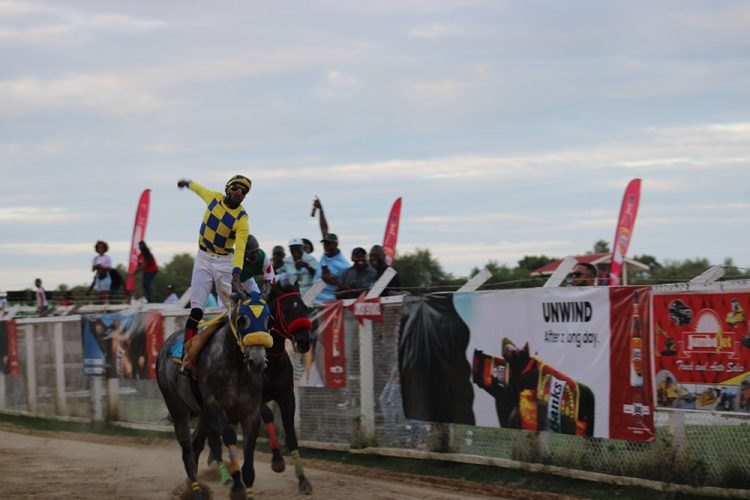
[177,178,191,189]
[231,273,247,300]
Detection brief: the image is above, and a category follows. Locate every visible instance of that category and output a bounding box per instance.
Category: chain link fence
[2,304,749,491]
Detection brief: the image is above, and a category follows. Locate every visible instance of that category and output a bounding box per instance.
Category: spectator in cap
[302,238,314,256]
[313,232,349,302]
[271,245,286,275]
[279,237,318,295]
[369,245,405,296]
[336,247,377,300]
[176,174,251,372]
[164,285,179,304]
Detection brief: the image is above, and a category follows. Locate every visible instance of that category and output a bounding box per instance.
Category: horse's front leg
[203,402,245,496]
[278,392,313,494]
[240,413,261,499]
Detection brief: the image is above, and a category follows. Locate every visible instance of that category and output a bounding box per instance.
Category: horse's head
[268,280,312,354]
[229,291,273,373]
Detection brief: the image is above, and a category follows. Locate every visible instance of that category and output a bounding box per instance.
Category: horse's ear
[293,280,300,292]
[522,342,530,355]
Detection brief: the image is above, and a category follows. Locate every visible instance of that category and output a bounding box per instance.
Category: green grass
[0,413,736,499]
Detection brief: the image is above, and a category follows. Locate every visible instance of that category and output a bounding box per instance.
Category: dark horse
[157,292,272,500]
[203,280,314,495]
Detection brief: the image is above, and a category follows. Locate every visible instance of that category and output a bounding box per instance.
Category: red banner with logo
[320,301,346,388]
[0,320,20,376]
[348,293,383,325]
[145,311,164,380]
[654,292,750,411]
[383,197,402,266]
[125,189,151,292]
[608,287,654,440]
[609,179,640,285]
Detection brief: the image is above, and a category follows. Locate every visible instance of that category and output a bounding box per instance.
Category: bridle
[270,291,312,352]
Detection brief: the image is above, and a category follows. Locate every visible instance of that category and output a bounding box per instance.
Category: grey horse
[157,292,272,500]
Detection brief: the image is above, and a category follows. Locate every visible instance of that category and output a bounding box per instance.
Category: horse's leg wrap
[265,421,280,450]
[246,487,254,498]
[227,444,241,475]
[291,449,304,478]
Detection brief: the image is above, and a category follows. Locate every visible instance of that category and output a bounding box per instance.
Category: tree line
[28,239,749,303]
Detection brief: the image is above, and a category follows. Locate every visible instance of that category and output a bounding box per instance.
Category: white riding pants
[191,250,233,310]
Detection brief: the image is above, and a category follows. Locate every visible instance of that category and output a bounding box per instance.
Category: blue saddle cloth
[170,336,185,360]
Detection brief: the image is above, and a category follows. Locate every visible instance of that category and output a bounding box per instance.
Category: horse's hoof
[229,488,247,500]
[298,476,313,495]
[271,449,285,473]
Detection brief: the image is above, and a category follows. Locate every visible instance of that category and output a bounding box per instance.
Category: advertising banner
[383,197,402,266]
[399,287,654,441]
[145,311,165,380]
[609,179,641,285]
[295,303,346,388]
[0,320,20,376]
[653,292,750,412]
[81,312,148,379]
[125,189,151,292]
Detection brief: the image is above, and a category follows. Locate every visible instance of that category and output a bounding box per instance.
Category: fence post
[91,377,104,422]
[668,410,687,463]
[358,320,375,439]
[0,371,5,410]
[24,324,37,414]
[107,378,120,420]
[53,321,68,416]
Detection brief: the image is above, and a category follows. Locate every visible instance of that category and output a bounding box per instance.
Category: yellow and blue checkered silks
[225,174,252,193]
[187,180,249,273]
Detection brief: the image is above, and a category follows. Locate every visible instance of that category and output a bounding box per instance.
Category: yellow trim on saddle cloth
[242,332,273,348]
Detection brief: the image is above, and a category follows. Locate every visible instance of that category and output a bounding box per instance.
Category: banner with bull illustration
[653,292,750,412]
[399,287,654,441]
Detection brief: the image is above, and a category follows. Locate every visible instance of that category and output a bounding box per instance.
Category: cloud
[0,1,166,45]
[0,206,85,223]
[408,23,464,39]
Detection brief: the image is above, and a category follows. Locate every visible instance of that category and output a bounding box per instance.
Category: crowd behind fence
[2,292,750,494]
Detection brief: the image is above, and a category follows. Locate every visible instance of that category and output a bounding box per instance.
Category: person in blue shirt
[313,233,350,302]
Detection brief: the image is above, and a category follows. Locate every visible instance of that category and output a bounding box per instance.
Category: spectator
[34,278,48,315]
[240,234,275,295]
[177,175,251,372]
[0,291,8,311]
[60,291,75,306]
[369,244,405,296]
[134,240,158,302]
[313,233,349,302]
[164,285,179,304]
[570,262,598,287]
[91,240,112,304]
[336,247,377,300]
[302,238,315,256]
[280,237,317,295]
[271,245,286,275]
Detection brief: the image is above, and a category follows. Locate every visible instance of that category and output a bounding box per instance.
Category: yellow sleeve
[232,214,249,274]
[188,181,218,205]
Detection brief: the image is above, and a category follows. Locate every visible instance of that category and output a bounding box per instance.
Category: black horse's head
[229,291,273,372]
[268,280,312,354]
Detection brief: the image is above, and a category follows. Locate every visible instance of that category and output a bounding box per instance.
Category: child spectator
[91,240,112,304]
[34,278,48,315]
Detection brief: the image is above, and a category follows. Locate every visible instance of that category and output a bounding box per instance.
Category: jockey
[178,175,251,373]
[240,234,276,298]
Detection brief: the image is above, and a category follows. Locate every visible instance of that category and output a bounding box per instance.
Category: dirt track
[0,424,572,499]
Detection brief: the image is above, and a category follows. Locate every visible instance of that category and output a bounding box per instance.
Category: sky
[1,0,749,291]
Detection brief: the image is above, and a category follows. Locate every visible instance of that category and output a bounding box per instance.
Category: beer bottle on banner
[629,291,643,387]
